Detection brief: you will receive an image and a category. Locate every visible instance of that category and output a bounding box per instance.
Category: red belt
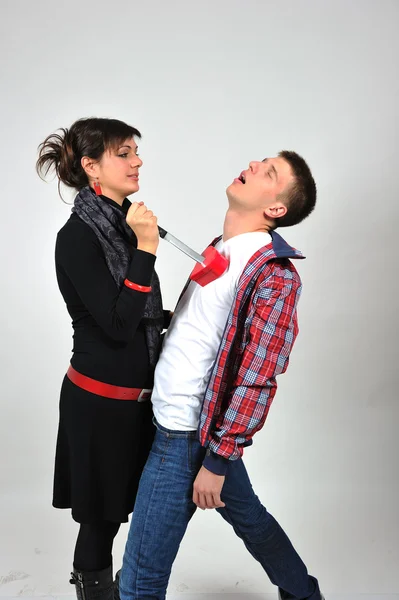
[67,365,152,401]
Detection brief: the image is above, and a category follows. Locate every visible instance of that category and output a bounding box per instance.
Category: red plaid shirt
[199,230,304,475]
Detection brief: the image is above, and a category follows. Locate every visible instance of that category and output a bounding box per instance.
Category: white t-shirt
[152,232,271,431]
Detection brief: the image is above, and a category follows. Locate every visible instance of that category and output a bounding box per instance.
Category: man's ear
[264,202,287,220]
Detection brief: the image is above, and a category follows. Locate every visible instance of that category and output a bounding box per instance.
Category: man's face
[227,157,294,216]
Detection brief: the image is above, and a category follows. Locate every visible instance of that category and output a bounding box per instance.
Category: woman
[36,117,170,600]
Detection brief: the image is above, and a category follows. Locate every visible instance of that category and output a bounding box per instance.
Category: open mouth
[233,170,246,185]
[236,171,246,184]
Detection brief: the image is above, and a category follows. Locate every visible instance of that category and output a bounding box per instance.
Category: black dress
[53,196,167,524]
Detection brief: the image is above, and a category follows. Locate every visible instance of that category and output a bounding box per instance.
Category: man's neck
[223,209,271,242]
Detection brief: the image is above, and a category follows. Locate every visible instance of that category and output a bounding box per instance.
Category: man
[119,151,323,600]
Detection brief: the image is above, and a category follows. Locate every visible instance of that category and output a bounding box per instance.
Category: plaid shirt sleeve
[202,271,302,475]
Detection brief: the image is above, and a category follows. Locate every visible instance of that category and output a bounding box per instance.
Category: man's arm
[193,273,301,508]
[205,274,301,473]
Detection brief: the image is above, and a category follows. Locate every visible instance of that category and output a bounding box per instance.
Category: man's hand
[193,466,226,510]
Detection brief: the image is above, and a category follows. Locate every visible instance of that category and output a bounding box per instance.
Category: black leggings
[74,521,121,572]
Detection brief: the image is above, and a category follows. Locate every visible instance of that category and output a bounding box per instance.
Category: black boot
[70,566,114,600]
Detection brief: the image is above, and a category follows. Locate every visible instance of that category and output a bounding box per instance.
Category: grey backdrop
[0,0,398,598]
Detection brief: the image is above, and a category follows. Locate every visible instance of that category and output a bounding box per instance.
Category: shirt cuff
[202,448,230,476]
[126,249,156,287]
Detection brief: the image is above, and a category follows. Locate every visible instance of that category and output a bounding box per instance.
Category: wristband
[124,279,152,293]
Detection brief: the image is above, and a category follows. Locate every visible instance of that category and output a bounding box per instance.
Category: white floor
[1,486,398,600]
[1,596,399,600]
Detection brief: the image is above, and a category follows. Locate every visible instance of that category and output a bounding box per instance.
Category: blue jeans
[120,421,321,600]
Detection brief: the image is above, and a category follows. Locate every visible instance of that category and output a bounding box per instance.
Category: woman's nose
[132,156,143,168]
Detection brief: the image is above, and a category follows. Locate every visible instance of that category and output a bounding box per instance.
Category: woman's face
[92,137,143,200]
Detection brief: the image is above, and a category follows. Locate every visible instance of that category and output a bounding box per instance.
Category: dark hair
[275,150,316,228]
[36,117,141,193]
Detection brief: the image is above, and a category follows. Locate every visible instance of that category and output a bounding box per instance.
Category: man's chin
[226,183,242,206]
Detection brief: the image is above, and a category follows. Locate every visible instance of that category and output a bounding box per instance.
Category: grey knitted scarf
[72,185,163,367]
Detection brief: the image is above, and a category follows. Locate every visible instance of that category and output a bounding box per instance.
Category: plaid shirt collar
[211,229,305,291]
[177,230,304,309]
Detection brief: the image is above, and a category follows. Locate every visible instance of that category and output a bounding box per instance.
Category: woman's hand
[126,202,159,255]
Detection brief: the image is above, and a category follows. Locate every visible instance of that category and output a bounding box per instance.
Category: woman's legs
[70,521,121,600]
[74,521,121,571]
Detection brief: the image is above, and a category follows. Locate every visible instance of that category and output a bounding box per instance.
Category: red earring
[93,180,102,195]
